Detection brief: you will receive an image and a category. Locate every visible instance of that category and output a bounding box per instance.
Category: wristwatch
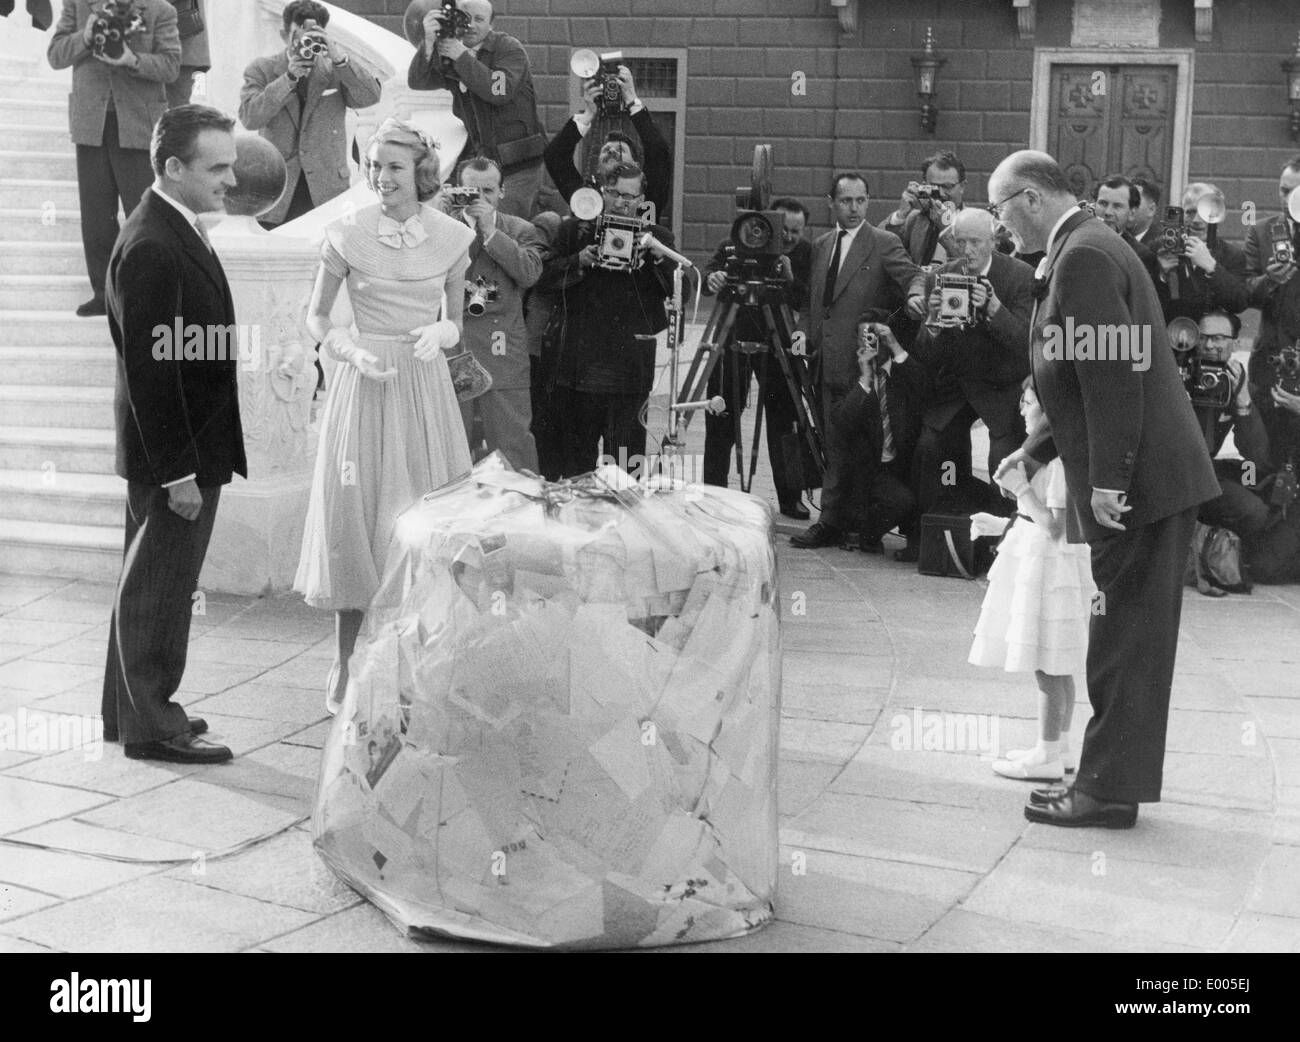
[332,53,349,66]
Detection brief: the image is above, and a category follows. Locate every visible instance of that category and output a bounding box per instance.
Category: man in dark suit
[791,172,927,549]
[101,105,246,764]
[407,0,546,219]
[240,0,382,228]
[48,0,180,317]
[166,0,208,108]
[1129,177,1162,249]
[909,208,1034,538]
[829,322,931,553]
[879,149,966,267]
[1092,174,1163,295]
[989,151,1219,828]
[1156,182,1250,325]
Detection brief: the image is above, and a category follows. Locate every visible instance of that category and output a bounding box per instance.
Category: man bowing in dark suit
[791,172,927,549]
[989,151,1219,828]
[102,105,246,764]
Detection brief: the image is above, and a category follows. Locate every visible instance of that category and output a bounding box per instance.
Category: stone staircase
[0,45,125,583]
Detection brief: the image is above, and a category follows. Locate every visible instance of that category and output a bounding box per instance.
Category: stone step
[0,178,82,210]
[0,345,114,386]
[0,122,75,153]
[0,209,83,242]
[0,273,92,310]
[0,98,66,127]
[0,383,114,428]
[0,310,109,347]
[0,468,124,527]
[0,74,72,102]
[0,517,121,583]
[0,149,76,180]
[0,425,116,474]
[0,239,85,275]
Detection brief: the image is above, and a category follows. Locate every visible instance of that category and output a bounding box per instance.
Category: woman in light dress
[295,118,474,712]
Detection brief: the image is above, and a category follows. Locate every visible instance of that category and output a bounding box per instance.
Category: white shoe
[992,756,1065,781]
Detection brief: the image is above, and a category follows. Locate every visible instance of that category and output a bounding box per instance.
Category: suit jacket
[910,250,1034,439]
[1025,210,1218,543]
[461,211,546,390]
[1244,214,1300,358]
[47,0,180,149]
[829,356,930,477]
[407,29,546,174]
[178,0,209,69]
[802,224,926,393]
[107,189,246,487]
[878,207,957,266]
[240,50,382,226]
[545,106,671,221]
[1159,238,1250,324]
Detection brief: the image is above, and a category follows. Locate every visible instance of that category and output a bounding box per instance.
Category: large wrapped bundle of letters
[312,455,780,948]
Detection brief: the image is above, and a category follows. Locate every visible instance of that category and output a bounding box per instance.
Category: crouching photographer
[532,161,677,478]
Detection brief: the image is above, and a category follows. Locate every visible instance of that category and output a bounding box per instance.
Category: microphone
[671,395,726,414]
[638,231,693,269]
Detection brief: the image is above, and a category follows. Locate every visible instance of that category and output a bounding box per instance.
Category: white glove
[409,319,460,361]
[322,328,396,382]
[995,461,1031,498]
[969,512,1011,541]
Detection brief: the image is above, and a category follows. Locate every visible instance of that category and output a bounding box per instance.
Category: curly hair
[365,118,442,202]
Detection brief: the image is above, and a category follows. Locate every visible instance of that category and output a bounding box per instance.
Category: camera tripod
[670,278,825,494]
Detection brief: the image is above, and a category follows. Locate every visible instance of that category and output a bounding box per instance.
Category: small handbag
[445,348,492,402]
[169,0,205,39]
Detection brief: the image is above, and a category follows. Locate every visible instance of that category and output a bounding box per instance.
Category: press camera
[933,272,987,328]
[1184,359,1234,411]
[90,1,145,60]
[465,276,499,316]
[571,49,627,118]
[569,187,646,272]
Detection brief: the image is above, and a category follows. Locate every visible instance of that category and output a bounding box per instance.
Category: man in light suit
[791,171,927,549]
[48,0,180,317]
[240,0,382,228]
[990,150,1219,828]
[102,105,246,764]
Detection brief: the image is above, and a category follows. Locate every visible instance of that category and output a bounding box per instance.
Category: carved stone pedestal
[199,216,321,594]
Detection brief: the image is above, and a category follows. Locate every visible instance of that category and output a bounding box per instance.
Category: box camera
[443,186,481,209]
[465,276,499,316]
[90,1,145,60]
[1272,344,1300,396]
[1270,220,1295,267]
[934,273,983,327]
[1185,360,1234,411]
[295,18,330,61]
[1160,206,1188,255]
[570,48,627,117]
[434,0,471,40]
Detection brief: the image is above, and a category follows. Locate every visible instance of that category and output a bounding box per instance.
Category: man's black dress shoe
[1024,788,1137,829]
[124,732,232,764]
[893,542,920,563]
[790,521,844,549]
[105,716,208,743]
[858,536,884,554]
[779,501,811,520]
[1029,785,1069,806]
[75,296,106,317]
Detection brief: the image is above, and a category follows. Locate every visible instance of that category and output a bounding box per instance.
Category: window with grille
[625,58,678,98]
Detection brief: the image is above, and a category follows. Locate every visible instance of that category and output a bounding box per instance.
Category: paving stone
[0,844,161,898]
[1231,661,1300,699]
[832,745,1038,814]
[0,644,33,666]
[198,741,320,813]
[1221,912,1300,953]
[164,829,360,916]
[779,716,870,764]
[774,579,876,604]
[23,682,101,717]
[6,743,201,798]
[174,660,273,696]
[781,677,888,724]
[786,791,1022,873]
[0,577,73,609]
[180,712,315,758]
[0,884,60,923]
[0,749,38,770]
[25,633,109,666]
[862,700,1031,757]
[1166,708,1268,757]
[663,918,900,952]
[260,902,468,953]
[1170,673,1249,711]
[0,933,59,952]
[281,719,332,750]
[887,674,1078,722]
[187,635,312,669]
[778,758,841,818]
[1161,750,1274,811]
[30,581,114,606]
[1268,737,1300,788]
[1246,697,1300,740]
[7,819,198,863]
[774,845,977,944]
[189,681,331,725]
[962,845,1241,950]
[1247,846,1300,918]
[1,875,316,953]
[75,777,304,853]
[910,909,1202,953]
[0,660,103,695]
[9,598,110,626]
[240,657,325,693]
[0,776,110,835]
[0,618,96,648]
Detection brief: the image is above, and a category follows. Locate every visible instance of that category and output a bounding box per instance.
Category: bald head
[987,150,1079,254]
[951,207,996,270]
[458,0,494,46]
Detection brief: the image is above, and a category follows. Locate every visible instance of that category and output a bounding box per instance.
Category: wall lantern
[1284,31,1300,141]
[911,26,946,133]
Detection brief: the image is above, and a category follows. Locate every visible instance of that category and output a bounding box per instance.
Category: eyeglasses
[1198,333,1234,344]
[988,186,1031,220]
[602,188,642,202]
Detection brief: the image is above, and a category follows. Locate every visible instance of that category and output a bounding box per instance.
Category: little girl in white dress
[968,385,1097,782]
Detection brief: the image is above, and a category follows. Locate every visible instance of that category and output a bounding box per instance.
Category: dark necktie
[296,74,310,115]
[875,366,895,462]
[823,228,846,309]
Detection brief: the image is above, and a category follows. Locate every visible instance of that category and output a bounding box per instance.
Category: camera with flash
[935,273,984,327]
[570,48,627,118]
[569,186,646,272]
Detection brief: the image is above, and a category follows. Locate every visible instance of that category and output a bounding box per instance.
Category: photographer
[544,64,671,223]
[700,198,813,518]
[407,0,546,219]
[1156,182,1249,325]
[443,157,547,472]
[1186,312,1273,543]
[240,1,382,228]
[879,150,966,267]
[908,208,1034,540]
[534,162,677,478]
[826,322,931,554]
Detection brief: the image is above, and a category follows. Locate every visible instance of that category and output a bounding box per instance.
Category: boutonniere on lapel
[1030,257,1051,302]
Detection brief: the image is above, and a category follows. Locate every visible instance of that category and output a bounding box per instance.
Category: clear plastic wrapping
[312,455,781,948]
